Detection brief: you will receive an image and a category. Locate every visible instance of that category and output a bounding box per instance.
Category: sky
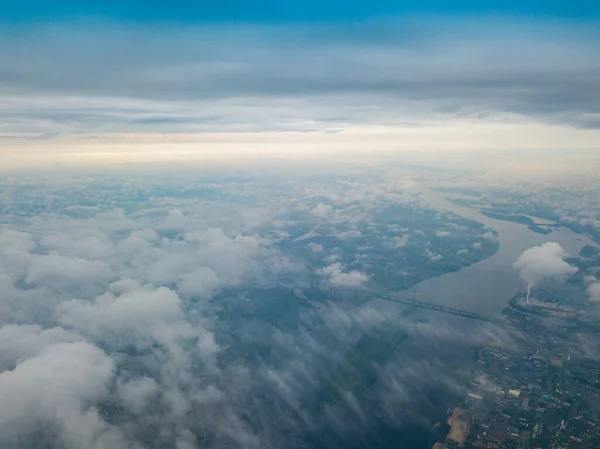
[4,0,600,22]
[1,0,600,166]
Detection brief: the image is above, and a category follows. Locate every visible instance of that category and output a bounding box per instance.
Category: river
[393,190,600,317]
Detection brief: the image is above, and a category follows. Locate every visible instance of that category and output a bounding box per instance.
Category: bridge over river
[378,294,499,324]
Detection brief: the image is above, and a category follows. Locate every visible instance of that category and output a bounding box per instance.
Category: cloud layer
[0,171,509,449]
[0,18,599,140]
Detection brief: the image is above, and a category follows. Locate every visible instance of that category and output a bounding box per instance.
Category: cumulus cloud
[311,203,333,218]
[319,263,369,288]
[392,235,409,247]
[0,324,82,370]
[513,242,578,287]
[584,275,598,285]
[41,231,115,260]
[308,242,324,252]
[117,376,161,415]
[425,249,443,261]
[56,287,196,349]
[0,340,125,449]
[0,229,35,280]
[0,229,35,254]
[588,283,600,302]
[177,267,222,298]
[26,254,114,296]
[482,231,496,241]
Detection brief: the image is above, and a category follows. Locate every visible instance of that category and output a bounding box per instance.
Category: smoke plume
[513,242,578,300]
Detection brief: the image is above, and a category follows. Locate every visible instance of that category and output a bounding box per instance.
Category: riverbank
[395,189,600,316]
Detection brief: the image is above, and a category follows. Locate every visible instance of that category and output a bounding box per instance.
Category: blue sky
[3,0,600,23]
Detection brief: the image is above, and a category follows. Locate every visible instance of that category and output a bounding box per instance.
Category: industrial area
[425,292,600,449]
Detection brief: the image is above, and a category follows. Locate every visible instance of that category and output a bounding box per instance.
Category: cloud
[584,275,598,285]
[0,324,82,370]
[308,242,324,252]
[335,230,363,240]
[41,231,115,260]
[117,376,161,415]
[177,266,222,298]
[425,249,443,261]
[0,340,125,449]
[513,242,578,287]
[0,229,35,254]
[319,262,368,287]
[482,231,496,241]
[56,287,197,349]
[588,283,600,302]
[26,254,114,296]
[311,203,333,218]
[0,18,599,140]
[392,235,409,247]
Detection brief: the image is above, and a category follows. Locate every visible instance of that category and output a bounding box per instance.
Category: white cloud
[178,266,222,298]
[324,253,341,264]
[308,242,324,253]
[0,324,82,370]
[588,283,600,302]
[26,254,114,297]
[584,275,597,285]
[482,231,496,241]
[0,229,35,280]
[311,203,333,218]
[0,341,125,449]
[336,230,363,240]
[392,235,409,247]
[425,249,443,261]
[109,277,142,294]
[41,231,115,260]
[319,263,368,288]
[513,242,578,287]
[117,376,160,415]
[57,287,198,351]
[0,229,35,254]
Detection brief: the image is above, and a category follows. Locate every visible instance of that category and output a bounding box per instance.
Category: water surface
[397,190,599,316]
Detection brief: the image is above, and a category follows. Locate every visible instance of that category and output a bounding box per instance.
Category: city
[434,292,600,449]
